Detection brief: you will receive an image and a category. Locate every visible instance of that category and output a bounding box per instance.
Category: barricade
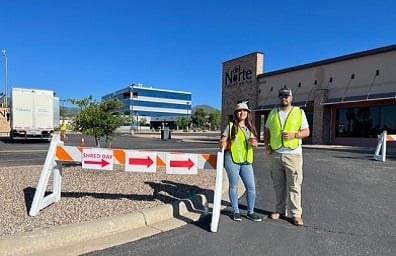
[210,148,224,232]
[373,130,396,162]
[29,134,224,231]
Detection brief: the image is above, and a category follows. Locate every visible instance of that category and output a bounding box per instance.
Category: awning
[321,92,396,105]
[253,101,313,111]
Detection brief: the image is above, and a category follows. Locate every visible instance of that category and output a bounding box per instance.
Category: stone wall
[221,52,263,131]
[0,108,10,135]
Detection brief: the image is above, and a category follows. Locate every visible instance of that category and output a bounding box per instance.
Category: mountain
[192,105,219,114]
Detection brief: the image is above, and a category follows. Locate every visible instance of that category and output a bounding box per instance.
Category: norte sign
[82,148,114,170]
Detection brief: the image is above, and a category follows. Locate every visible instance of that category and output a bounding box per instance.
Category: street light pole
[2,50,8,108]
[186,101,190,130]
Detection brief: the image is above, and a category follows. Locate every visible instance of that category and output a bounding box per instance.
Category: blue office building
[102,84,191,128]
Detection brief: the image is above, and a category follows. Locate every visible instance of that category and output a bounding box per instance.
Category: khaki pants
[268,152,303,217]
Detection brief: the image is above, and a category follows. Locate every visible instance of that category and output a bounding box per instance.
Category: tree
[191,108,207,129]
[139,117,148,126]
[69,96,127,147]
[175,116,189,130]
[208,109,221,130]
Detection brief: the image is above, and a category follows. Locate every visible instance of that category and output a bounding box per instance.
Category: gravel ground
[0,164,216,237]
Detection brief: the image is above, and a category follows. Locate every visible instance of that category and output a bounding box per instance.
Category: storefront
[221,45,396,147]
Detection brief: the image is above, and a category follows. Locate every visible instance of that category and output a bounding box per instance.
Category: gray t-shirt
[222,123,251,141]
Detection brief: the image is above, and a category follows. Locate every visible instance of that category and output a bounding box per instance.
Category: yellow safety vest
[267,106,302,150]
[60,122,67,131]
[229,122,254,164]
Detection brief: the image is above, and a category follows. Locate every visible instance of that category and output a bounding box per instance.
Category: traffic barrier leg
[373,131,387,162]
[29,135,64,216]
[210,148,224,232]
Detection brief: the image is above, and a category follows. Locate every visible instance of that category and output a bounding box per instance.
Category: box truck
[9,87,56,141]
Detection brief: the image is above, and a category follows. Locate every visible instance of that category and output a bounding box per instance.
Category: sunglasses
[278,95,290,99]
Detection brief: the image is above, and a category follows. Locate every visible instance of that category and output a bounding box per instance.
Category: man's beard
[280,101,290,107]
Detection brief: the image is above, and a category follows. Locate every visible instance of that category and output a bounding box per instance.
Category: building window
[123,92,130,99]
[305,110,313,137]
[336,105,396,137]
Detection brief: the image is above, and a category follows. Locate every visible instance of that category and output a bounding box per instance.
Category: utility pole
[2,50,8,108]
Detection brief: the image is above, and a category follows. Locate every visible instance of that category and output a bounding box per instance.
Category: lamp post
[186,102,190,116]
[136,112,139,131]
[186,101,190,130]
[2,50,8,107]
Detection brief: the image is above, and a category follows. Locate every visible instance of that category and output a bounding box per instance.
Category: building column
[312,89,330,144]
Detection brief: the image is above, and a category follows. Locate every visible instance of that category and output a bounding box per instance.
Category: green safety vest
[229,122,254,164]
[267,106,302,150]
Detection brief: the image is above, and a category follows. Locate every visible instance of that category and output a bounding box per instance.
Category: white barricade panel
[166,153,198,175]
[125,150,157,172]
[82,148,114,170]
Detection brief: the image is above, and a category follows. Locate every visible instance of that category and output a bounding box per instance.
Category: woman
[219,102,262,222]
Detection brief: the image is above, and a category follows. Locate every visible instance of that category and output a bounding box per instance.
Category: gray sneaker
[246,212,263,222]
[232,212,242,221]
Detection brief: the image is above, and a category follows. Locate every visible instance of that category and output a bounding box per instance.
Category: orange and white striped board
[385,134,396,141]
[55,146,218,171]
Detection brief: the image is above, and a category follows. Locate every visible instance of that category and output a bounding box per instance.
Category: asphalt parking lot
[1,134,395,255]
[83,145,396,256]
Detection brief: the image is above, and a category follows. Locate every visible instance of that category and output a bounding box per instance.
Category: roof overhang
[321,92,396,105]
[253,101,313,111]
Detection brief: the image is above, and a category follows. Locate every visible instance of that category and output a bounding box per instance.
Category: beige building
[221,44,396,147]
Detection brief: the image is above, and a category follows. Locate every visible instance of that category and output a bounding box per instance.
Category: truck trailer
[9,87,56,141]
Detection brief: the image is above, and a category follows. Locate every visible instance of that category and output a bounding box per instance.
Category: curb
[0,169,244,256]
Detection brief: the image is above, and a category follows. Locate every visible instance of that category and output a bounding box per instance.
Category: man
[60,120,68,141]
[264,86,310,226]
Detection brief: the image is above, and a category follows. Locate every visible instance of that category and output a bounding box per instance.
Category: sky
[1,0,396,109]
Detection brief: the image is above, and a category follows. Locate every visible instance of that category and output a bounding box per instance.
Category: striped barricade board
[29,135,221,216]
[55,145,217,171]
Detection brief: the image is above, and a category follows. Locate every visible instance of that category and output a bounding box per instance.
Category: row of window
[103,86,192,118]
[271,105,396,139]
[336,105,396,137]
[132,88,191,101]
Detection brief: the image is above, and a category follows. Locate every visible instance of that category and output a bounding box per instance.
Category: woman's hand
[219,139,228,150]
[249,138,258,147]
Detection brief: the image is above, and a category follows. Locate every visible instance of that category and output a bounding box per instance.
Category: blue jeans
[224,150,256,214]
